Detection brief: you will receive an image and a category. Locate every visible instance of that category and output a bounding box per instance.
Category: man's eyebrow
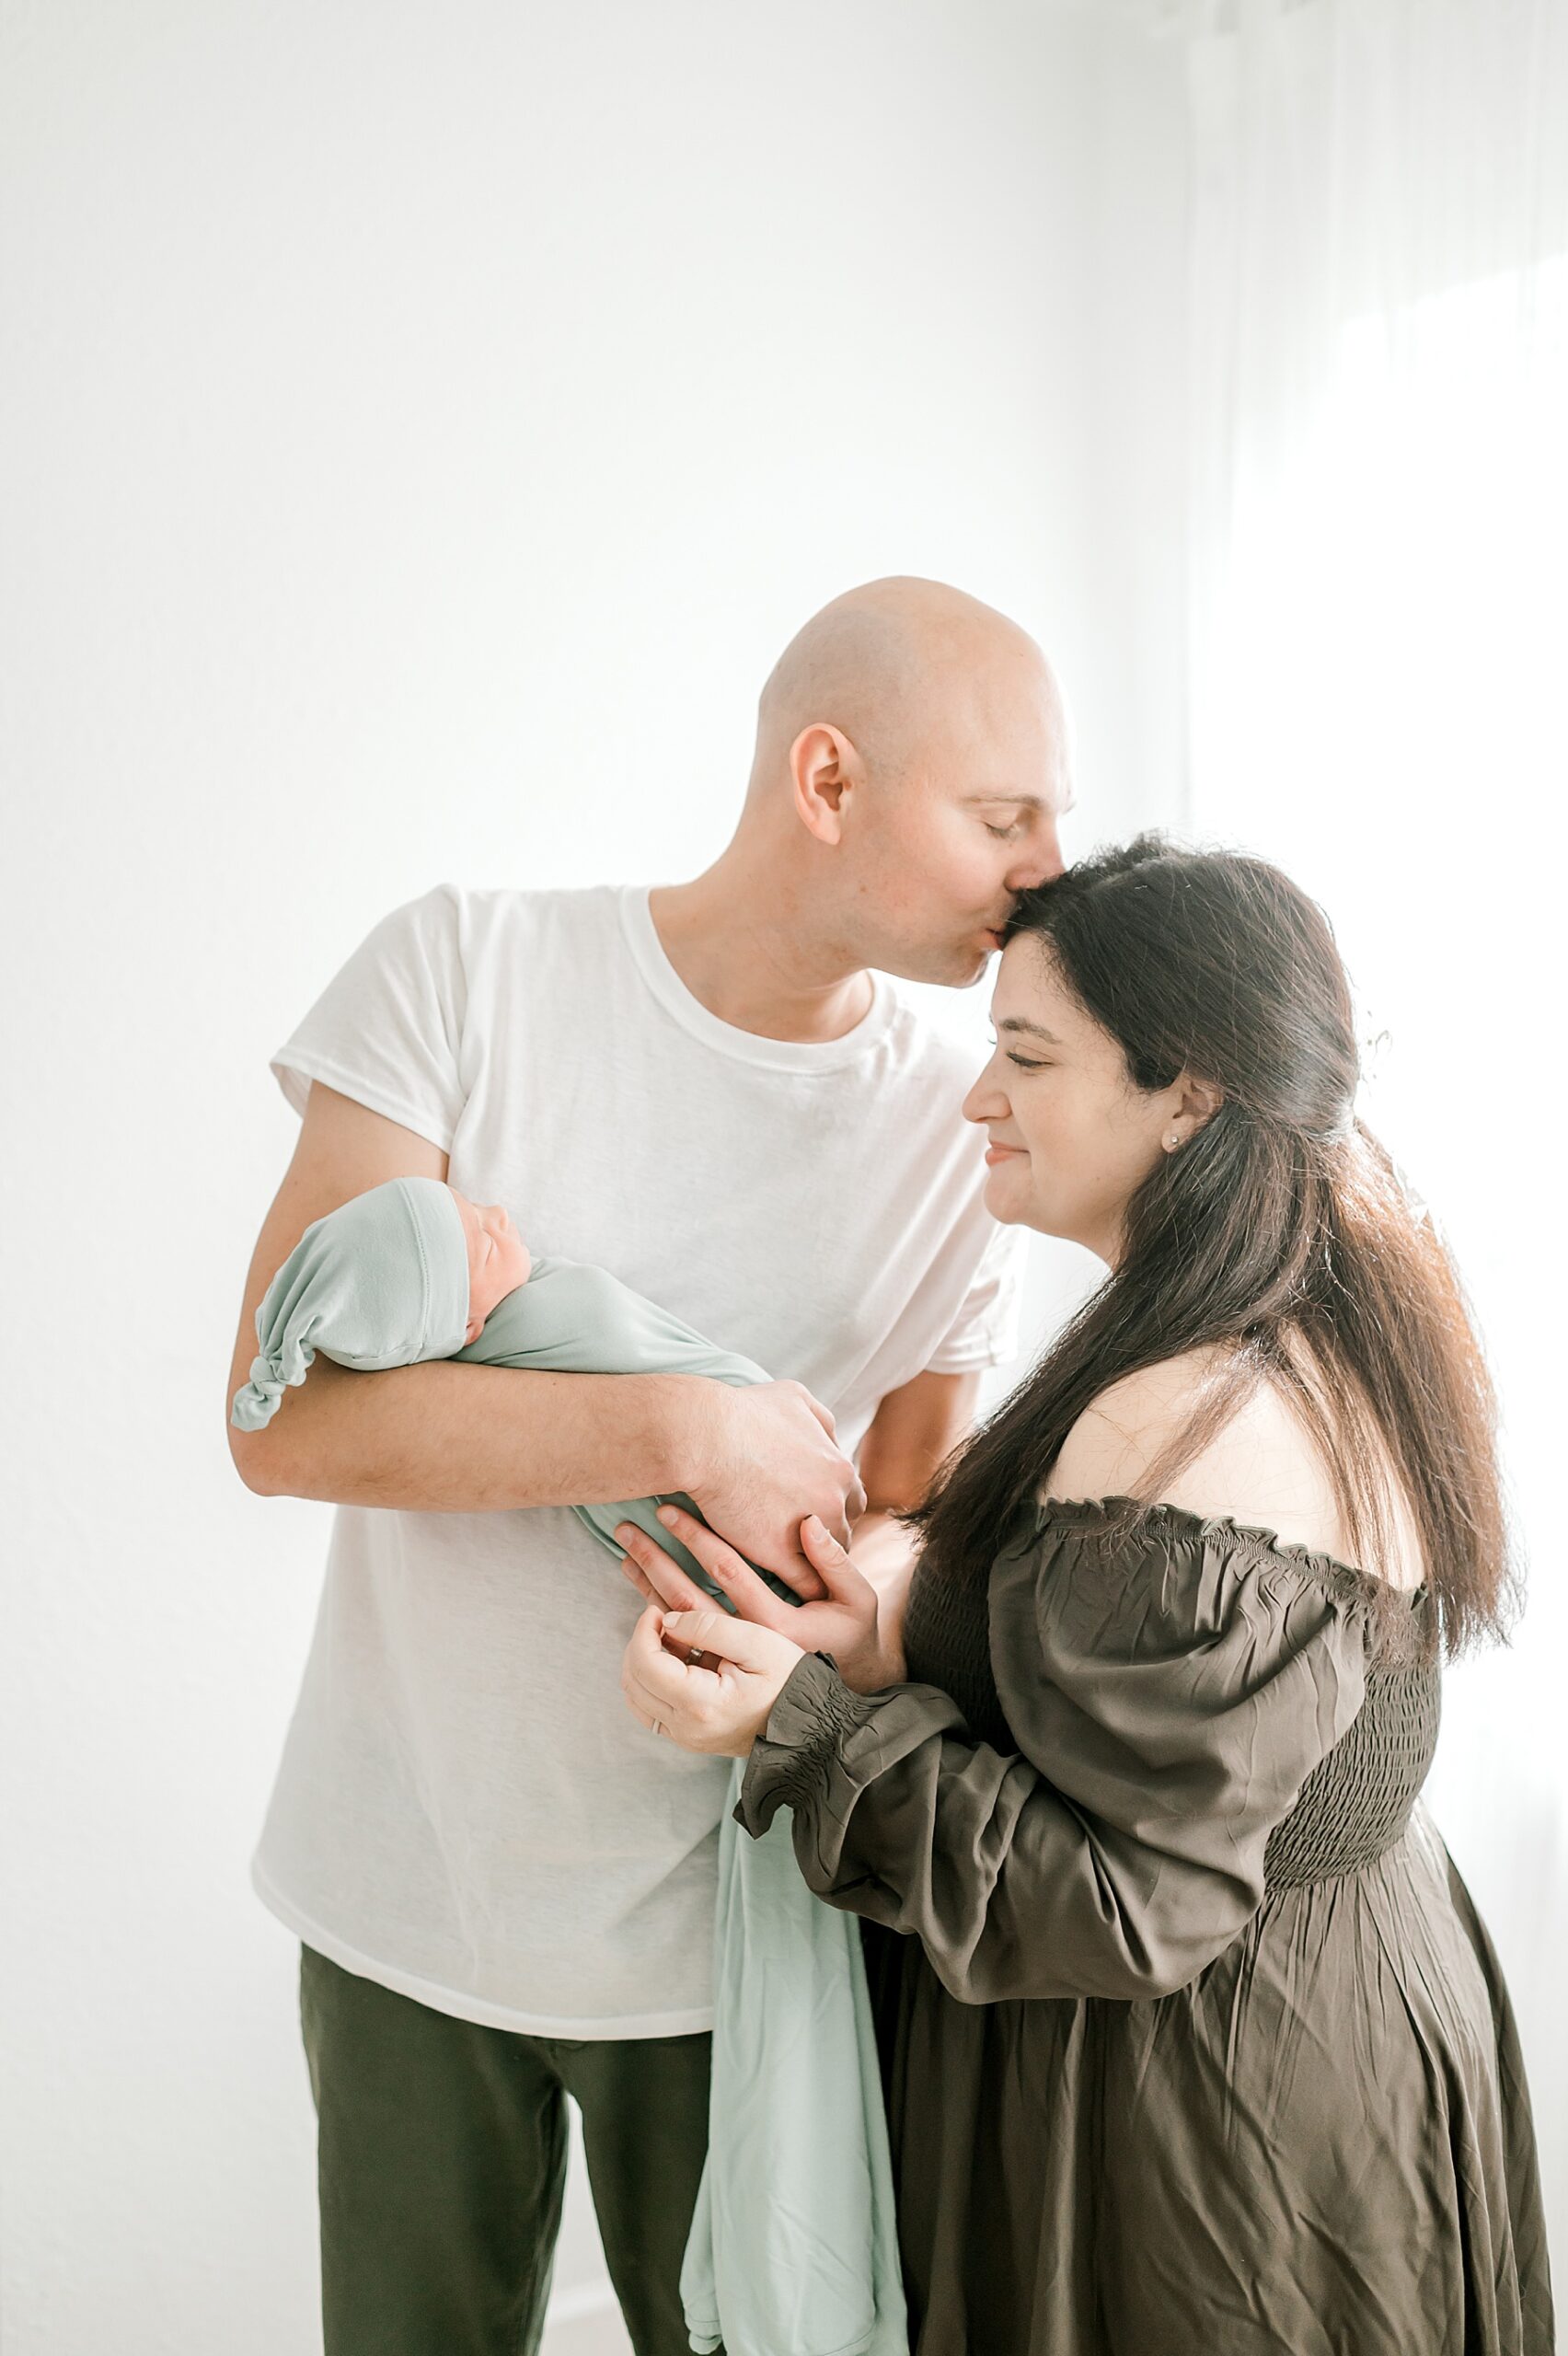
[993,1015,1064,1045]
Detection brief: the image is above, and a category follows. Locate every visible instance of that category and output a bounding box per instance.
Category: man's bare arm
[225,1081,863,1558]
[847,1367,984,1664]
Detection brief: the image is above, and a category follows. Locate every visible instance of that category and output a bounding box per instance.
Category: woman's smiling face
[963,934,1186,1266]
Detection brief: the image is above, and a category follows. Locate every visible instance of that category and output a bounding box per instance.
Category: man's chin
[877,936,997,988]
[923,949,991,988]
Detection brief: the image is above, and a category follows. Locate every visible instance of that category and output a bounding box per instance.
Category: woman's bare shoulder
[1044,1346,1240,1501]
[1043,1348,1424,1588]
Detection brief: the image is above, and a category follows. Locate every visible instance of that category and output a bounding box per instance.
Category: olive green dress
[737,1497,1554,2355]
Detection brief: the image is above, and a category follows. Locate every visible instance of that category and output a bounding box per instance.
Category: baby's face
[449,1190,532,1345]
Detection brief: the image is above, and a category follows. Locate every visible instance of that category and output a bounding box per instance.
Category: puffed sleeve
[735,1505,1374,2004]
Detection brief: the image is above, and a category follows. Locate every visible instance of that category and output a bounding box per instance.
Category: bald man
[226,577,1072,2356]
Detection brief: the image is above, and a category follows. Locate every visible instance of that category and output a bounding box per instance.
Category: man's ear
[790,722,860,847]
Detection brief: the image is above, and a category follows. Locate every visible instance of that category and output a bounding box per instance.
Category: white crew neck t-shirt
[251,881,1025,2037]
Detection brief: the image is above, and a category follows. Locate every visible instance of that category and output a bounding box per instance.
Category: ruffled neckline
[1030,1494,1431,1624]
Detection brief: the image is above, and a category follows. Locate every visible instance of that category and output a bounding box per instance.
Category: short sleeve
[269,884,469,1153]
[737,1507,1374,2004]
[923,1217,1028,1374]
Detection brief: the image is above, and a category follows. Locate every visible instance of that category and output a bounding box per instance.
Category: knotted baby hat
[230,1174,470,1432]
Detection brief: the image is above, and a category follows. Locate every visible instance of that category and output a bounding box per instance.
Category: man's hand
[683,1380,867,1596]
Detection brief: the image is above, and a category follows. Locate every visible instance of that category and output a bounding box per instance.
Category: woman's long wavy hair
[902,835,1514,1658]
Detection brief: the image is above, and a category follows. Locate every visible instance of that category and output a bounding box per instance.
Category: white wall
[0,5,1188,2350]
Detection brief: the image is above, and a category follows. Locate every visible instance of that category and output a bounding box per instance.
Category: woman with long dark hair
[616,836,1552,2355]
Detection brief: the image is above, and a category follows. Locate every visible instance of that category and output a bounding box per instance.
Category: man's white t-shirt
[251,881,1025,2037]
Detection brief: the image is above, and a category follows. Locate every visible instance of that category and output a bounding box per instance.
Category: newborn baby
[229,1172,786,1603]
[231,1177,529,1420]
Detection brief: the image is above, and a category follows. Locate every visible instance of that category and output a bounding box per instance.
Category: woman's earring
[1165,1132,1181,1151]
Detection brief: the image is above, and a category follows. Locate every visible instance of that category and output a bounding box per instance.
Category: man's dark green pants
[299,1944,719,2356]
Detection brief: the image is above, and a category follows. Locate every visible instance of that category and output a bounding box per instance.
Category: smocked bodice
[901,1502,1440,1894]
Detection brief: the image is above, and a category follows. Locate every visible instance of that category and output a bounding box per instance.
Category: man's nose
[1010,828,1066,891]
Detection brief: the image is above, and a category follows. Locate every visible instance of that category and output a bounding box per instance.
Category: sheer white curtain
[1178,0,1568,2262]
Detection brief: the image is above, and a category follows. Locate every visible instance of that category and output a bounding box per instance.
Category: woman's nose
[963,1071,1008,1125]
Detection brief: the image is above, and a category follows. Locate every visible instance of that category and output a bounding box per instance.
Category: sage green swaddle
[232,1176,906,2356]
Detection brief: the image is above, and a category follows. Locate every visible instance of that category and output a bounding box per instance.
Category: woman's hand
[614,1503,898,1693]
[621,1603,804,1758]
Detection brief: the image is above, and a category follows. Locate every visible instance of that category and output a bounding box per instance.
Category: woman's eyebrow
[997,1015,1063,1044]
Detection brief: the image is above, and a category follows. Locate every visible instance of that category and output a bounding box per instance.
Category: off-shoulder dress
[737,1498,1554,2355]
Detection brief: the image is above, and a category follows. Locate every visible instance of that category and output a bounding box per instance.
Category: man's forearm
[247,1357,717,1512]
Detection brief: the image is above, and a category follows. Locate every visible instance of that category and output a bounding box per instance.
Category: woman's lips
[985,1143,1027,1164]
